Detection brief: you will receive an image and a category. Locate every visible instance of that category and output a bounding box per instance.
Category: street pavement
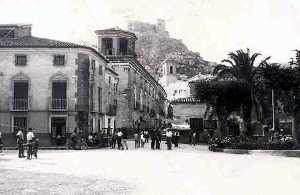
[0,141,300,195]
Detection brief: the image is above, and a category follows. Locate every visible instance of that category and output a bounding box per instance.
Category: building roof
[170,97,202,104]
[0,24,31,28]
[95,27,137,40]
[0,36,108,62]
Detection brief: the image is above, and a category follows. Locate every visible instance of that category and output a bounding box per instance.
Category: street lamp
[271,89,275,131]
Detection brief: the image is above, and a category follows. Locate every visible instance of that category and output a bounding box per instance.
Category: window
[53,55,65,66]
[98,87,102,112]
[15,55,27,66]
[0,29,14,38]
[99,66,103,75]
[134,85,137,107]
[91,59,95,70]
[119,38,129,55]
[170,66,173,74]
[108,76,111,84]
[102,38,113,55]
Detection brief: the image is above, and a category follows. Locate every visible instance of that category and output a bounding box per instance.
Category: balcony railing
[101,48,115,56]
[107,104,117,116]
[10,97,29,111]
[101,48,135,57]
[49,98,67,111]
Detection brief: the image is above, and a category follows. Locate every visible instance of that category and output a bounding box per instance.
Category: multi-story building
[0,24,117,145]
[95,27,167,130]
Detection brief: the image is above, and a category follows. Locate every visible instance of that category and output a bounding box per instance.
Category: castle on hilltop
[128,19,169,37]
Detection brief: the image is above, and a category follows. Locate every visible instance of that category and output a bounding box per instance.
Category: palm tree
[213,49,270,134]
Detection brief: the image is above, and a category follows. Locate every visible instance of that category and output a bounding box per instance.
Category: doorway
[50,117,67,145]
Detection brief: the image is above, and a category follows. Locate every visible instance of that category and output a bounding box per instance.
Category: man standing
[191,131,196,146]
[26,128,34,160]
[174,130,180,148]
[150,130,155,150]
[70,129,78,149]
[166,129,173,150]
[155,129,161,150]
[116,129,123,150]
[16,129,25,158]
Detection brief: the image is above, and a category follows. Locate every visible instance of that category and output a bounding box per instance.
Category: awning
[170,123,191,131]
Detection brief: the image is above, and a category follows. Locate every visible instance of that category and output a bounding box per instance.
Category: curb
[2,146,106,150]
[222,148,300,158]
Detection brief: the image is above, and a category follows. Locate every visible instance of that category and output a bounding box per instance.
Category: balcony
[10,97,30,111]
[101,48,115,56]
[49,98,67,111]
[101,48,136,57]
[107,104,117,116]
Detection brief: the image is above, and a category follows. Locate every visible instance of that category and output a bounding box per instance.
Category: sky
[0,0,299,64]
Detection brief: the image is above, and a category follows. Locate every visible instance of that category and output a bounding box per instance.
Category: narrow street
[1,143,300,195]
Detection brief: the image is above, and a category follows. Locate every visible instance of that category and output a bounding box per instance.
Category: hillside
[127,20,216,78]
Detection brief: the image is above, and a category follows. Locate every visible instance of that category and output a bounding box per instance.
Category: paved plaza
[0,142,300,195]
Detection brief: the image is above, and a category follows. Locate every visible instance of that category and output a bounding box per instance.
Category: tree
[213,49,270,133]
[194,80,250,135]
[259,61,300,144]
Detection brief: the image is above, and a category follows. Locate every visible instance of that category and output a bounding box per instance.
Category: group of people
[134,130,149,148]
[110,129,129,150]
[107,128,181,150]
[165,129,180,150]
[16,128,39,159]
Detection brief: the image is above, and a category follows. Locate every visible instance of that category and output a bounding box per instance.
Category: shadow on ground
[0,169,133,195]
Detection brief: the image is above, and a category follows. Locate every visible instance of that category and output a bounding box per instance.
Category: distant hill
[127,19,216,78]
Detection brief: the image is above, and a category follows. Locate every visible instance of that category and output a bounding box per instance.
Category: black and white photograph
[0,0,300,194]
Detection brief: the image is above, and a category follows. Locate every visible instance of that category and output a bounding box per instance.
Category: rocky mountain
[127,19,216,78]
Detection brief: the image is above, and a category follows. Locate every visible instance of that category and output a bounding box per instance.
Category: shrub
[208,134,296,150]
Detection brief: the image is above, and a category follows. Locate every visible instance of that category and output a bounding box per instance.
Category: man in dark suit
[150,129,155,150]
[155,129,161,150]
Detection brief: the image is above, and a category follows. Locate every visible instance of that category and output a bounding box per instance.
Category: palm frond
[212,65,230,75]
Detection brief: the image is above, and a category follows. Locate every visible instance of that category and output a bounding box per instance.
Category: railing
[10,97,29,111]
[107,104,117,116]
[101,48,115,56]
[49,98,67,111]
[101,48,135,57]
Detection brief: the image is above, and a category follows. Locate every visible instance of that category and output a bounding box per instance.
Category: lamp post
[272,89,275,131]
